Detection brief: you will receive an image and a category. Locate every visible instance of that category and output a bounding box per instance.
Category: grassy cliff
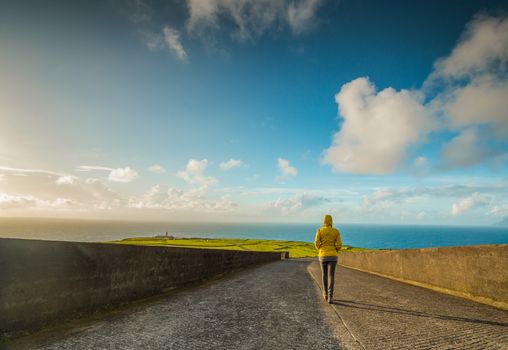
[109,237,371,258]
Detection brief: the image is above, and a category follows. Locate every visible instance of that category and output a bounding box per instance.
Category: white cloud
[186,0,323,41]
[144,31,164,51]
[352,183,508,223]
[287,0,322,35]
[429,15,508,168]
[220,158,243,171]
[55,175,78,185]
[81,178,120,204]
[176,159,218,185]
[148,164,166,174]
[140,26,188,61]
[489,204,508,217]
[323,77,434,174]
[239,187,359,200]
[186,0,219,33]
[0,164,240,216]
[0,169,118,213]
[277,157,297,182]
[451,192,490,216]
[416,211,428,220]
[130,184,235,212]
[0,193,73,210]
[0,165,65,177]
[162,26,188,61]
[77,165,113,172]
[441,128,488,167]
[412,156,430,175]
[128,0,153,24]
[133,0,323,58]
[414,156,428,168]
[323,15,508,174]
[361,189,402,212]
[441,75,508,131]
[128,0,188,61]
[267,192,329,215]
[0,168,121,213]
[0,166,82,187]
[361,183,508,212]
[77,165,139,183]
[430,15,508,80]
[108,167,139,183]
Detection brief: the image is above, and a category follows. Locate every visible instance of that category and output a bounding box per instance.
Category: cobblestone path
[8,260,507,350]
[308,262,508,350]
[13,261,352,350]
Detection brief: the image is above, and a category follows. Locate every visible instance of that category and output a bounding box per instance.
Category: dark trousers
[320,260,337,297]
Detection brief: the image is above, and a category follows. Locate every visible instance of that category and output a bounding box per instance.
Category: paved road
[7,260,507,350]
[308,262,508,350]
[11,261,355,350]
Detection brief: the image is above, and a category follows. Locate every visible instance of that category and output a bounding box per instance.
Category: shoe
[328,294,333,304]
[323,293,328,302]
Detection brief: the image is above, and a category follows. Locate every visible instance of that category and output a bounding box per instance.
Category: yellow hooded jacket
[314,215,342,257]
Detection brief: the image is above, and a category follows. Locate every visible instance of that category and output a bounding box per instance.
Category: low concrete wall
[339,245,508,310]
[0,238,281,340]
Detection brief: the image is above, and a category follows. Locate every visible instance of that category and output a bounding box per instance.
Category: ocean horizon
[1,217,507,250]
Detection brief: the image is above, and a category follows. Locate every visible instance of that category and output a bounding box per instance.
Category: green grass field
[109,237,371,258]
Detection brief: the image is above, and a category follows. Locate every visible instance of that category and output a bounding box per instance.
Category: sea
[0,217,507,249]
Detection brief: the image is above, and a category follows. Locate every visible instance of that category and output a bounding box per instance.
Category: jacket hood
[323,214,333,226]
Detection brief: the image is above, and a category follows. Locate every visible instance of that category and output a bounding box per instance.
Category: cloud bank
[77,165,139,183]
[0,166,120,213]
[0,193,72,210]
[451,192,490,216]
[130,184,236,212]
[148,164,166,174]
[267,192,329,215]
[0,164,234,216]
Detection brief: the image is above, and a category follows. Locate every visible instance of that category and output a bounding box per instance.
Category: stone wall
[339,245,508,310]
[0,238,281,340]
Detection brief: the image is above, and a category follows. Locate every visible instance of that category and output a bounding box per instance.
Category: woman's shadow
[329,299,508,328]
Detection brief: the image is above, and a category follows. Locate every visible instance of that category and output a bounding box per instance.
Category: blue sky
[1,0,507,225]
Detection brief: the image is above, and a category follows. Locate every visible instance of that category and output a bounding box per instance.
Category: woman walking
[314,214,342,303]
